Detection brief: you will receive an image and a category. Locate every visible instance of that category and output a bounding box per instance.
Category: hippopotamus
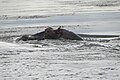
[16,27,83,41]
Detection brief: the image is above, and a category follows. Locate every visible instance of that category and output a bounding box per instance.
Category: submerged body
[17,31,45,41]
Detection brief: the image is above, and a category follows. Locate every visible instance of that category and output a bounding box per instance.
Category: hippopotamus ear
[57,26,61,32]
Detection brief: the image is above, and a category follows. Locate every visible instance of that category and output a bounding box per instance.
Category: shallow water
[0,12,120,35]
[0,0,120,16]
[0,0,120,35]
[0,0,120,80]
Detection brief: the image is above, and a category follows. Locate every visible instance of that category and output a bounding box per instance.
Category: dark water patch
[0,36,19,43]
[101,67,117,71]
[0,30,17,33]
[97,72,107,75]
[0,15,8,20]
[0,15,50,20]
[0,51,20,56]
[79,42,108,48]
[0,56,9,59]
[95,3,118,7]
[95,0,120,7]
[112,37,120,40]
[79,34,120,38]
[1,0,10,3]
[58,0,120,7]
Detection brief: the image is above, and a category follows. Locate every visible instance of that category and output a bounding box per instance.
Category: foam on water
[0,27,120,80]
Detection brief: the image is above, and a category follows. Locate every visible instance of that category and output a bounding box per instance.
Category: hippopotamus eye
[47,31,49,33]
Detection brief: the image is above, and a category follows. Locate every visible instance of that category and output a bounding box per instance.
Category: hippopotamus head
[16,35,29,41]
[44,27,62,39]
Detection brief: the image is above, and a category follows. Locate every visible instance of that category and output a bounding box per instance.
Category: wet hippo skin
[17,27,83,41]
[44,27,61,39]
[56,27,83,40]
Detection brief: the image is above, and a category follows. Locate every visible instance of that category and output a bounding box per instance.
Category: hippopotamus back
[31,31,45,40]
[16,27,83,41]
[60,29,83,40]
